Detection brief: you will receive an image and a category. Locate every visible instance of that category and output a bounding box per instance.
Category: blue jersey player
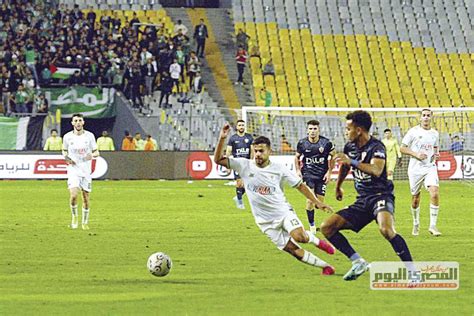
[295,120,336,234]
[226,120,254,209]
[321,110,413,281]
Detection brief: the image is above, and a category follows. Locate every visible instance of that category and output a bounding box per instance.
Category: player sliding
[62,113,99,230]
[321,110,413,281]
[215,123,336,275]
[295,120,336,234]
[226,120,253,209]
[400,109,441,236]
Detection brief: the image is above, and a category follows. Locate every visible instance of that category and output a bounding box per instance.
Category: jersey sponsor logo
[236,148,250,155]
[305,157,325,165]
[247,183,276,195]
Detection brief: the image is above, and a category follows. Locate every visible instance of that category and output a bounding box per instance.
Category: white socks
[82,208,90,225]
[429,204,439,228]
[305,231,320,246]
[411,206,420,226]
[302,250,328,268]
[71,205,78,219]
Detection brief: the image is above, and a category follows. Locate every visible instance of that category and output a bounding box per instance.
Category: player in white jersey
[62,113,99,230]
[214,123,336,275]
[400,109,441,236]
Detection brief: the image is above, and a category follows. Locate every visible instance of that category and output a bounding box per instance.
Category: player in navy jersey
[226,120,254,209]
[320,110,413,281]
[295,120,336,234]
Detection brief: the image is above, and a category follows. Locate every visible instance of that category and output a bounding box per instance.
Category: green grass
[0,180,472,315]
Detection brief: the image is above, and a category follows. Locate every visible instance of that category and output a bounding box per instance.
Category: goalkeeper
[382,128,402,180]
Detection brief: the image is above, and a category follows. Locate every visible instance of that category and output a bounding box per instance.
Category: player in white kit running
[400,109,441,236]
[62,113,99,230]
[214,123,336,275]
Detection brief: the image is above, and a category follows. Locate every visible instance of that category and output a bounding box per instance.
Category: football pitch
[0,180,472,315]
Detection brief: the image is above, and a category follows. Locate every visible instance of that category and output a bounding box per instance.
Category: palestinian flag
[50,65,81,80]
[0,116,30,150]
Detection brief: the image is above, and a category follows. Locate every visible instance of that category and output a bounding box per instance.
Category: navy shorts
[337,193,395,233]
[303,177,327,196]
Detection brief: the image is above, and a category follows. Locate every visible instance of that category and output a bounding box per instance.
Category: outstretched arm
[296,182,333,213]
[214,123,232,167]
[336,153,385,178]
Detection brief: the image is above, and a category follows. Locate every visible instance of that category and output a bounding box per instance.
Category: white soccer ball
[147,252,172,277]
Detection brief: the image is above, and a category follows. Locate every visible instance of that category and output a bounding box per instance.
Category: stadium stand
[233,0,473,109]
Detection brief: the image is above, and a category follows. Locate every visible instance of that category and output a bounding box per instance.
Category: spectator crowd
[1,0,206,116]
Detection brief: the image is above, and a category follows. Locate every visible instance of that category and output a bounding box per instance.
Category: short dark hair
[384,128,391,133]
[421,108,432,114]
[346,110,372,131]
[236,119,245,124]
[253,136,271,147]
[307,120,320,126]
[72,113,83,119]
[51,129,58,133]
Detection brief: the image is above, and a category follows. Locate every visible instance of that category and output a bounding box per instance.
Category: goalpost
[241,106,474,182]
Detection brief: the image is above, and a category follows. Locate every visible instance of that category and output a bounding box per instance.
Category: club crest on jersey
[361,152,367,161]
[319,146,324,153]
[244,139,249,143]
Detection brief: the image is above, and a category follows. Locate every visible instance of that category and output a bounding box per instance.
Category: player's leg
[80,178,92,230]
[386,158,396,181]
[81,190,90,230]
[377,211,413,261]
[235,178,245,209]
[305,198,316,234]
[409,172,424,236]
[425,168,441,236]
[282,239,335,275]
[321,207,371,281]
[67,177,80,229]
[287,224,335,255]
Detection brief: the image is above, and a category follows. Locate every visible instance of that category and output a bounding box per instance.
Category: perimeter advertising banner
[186,152,474,180]
[0,154,108,179]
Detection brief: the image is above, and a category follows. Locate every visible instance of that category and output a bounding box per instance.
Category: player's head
[345,110,372,142]
[253,136,271,167]
[236,120,245,134]
[420,108,432,128]
[135,132,141,140]
[50,129,58,137]
[384,128,392,139]
[102,130,108,137]
[306,120,320,139]
[71,113,84,132]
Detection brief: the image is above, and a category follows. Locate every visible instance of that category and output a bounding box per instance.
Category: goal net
[241,107,474,182]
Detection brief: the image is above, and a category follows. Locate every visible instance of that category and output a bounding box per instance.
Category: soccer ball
[147,252,172,277]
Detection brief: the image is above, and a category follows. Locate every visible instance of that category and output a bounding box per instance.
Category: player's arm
[295,181,332,213]
[294,151,302,177]
[324,149,337,184]
[335,157,350,201]
[400,144,426,161]
[62,149,75,165]
[214,123,232,167]
[336,153,385,177]
[225,145,232,158]
[250,144,254,159]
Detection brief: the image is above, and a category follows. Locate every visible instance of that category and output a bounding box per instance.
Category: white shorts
[257,212,304,250]
[408,166,439,195]
[67,175,92,192]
